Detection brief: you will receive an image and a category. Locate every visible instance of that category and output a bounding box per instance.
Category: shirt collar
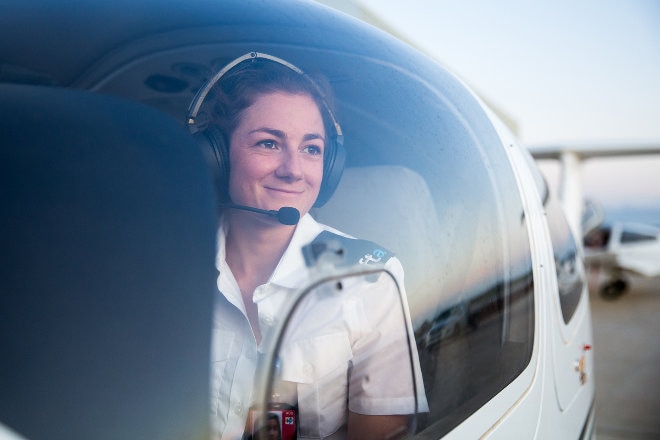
[217,213,323,292]
[268,213,323,289]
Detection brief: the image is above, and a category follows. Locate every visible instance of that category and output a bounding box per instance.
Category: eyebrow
[249,127,325,142]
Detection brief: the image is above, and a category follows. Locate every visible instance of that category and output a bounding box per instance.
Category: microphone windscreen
[277,207,300,225]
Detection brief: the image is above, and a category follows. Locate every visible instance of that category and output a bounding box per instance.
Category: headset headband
[186,51,343,146]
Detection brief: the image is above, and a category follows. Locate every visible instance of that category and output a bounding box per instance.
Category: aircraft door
[252,251,426,439]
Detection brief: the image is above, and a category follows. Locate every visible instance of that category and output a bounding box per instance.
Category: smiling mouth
[266,187,304,195]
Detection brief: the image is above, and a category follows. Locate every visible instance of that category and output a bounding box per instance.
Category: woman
[207,53,426,439]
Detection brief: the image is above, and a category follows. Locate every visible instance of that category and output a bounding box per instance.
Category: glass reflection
[255,269,428,440]
[414,268,533,432]
[546,192,585,323]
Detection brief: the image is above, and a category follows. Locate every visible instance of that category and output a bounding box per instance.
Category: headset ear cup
[194,126,230,202]
[314,138,346,208]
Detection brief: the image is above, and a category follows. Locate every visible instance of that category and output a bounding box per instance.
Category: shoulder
[303,218,398,271]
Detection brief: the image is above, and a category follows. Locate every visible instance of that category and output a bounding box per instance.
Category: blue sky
[352,0,660,224]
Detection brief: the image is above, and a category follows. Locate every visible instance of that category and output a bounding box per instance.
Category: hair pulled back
[209,58,337,148]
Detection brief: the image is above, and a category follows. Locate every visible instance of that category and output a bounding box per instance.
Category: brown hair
[209,57,336,142]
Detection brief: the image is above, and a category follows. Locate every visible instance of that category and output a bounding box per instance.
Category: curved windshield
[92,29,535,440]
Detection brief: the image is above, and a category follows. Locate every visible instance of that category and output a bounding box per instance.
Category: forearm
[347,412,409,440]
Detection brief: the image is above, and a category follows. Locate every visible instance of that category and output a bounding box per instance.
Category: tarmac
[589,274,660,439]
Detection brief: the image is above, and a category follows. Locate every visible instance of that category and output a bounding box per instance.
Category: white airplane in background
[1,1,595,438]
[583,220,660,299]
[530,142,660,299]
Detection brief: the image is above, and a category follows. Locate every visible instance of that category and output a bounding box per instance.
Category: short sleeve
[347,257,429,415]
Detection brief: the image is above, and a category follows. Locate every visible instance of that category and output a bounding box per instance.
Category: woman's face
[228,91,325,220]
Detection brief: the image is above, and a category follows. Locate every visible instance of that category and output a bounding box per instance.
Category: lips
[265,186,304,195]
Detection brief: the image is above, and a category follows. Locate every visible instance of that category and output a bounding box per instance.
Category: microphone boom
[220,203,300,225]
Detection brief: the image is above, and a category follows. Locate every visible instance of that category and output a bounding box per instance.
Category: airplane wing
[527,141,660,238]
[616,244,660,278]
[583,249,618,269]
[529,141,660,160]
[585,247,660,278]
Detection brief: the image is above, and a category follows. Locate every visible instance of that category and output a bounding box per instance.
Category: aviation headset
[186,51,345,208]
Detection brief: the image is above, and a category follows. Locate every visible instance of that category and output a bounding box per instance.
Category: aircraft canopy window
[85,36,537,439]
[584,227,612,249]
[521,149,585,324]
[620,230,657,244]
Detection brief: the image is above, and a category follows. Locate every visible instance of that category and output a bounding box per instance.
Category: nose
[275,148,303,181]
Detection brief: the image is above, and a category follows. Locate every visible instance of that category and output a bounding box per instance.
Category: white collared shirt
[211,214,427,439]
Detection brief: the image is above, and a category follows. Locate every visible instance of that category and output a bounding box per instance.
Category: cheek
[227,170,241,200]
[309,160,325,188]
[227,152,262,197]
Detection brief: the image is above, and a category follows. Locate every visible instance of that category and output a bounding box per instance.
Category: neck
[222,210,299,345]
[224,210,297,286]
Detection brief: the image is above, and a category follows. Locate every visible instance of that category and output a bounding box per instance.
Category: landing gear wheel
[600,279,627,300]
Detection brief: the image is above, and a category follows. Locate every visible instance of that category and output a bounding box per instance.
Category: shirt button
[262,314,274,325]
[233,404,243,415]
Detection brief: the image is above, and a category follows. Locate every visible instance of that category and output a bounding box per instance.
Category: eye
[257,140,278,150]
[303,144,323,156]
